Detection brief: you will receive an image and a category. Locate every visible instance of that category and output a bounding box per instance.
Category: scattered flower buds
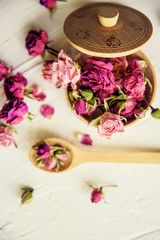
[88,184,117,203]
[40,104,54,119]
[21,187,33,204]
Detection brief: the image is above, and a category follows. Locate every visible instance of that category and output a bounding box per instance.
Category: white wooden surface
[0,0,160,240]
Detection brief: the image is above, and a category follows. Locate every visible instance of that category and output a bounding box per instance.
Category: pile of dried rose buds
[32,141,70,172]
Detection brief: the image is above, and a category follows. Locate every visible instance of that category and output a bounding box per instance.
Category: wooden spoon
[29,138,160,173]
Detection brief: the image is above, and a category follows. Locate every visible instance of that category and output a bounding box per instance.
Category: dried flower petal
[32,87,46,101]
[77,133,92,145]
[40,104,54,119]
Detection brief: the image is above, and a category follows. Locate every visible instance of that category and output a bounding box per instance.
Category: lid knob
[98,6,119,27]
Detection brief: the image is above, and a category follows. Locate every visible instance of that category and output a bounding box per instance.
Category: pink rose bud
[40,0,56,9]
[0,126,15,147]
[91,188,103,203]
[32,87,46,101]
[44,158,57,170]
[74,99,88,115]
[4,72,28,100]
[0,99,28,125]
[37,143,51,158]
[97,112,124,139]
[77,133,92,145]
[25,30,48,56]
[40,104,54,119]
[134,108,145,118]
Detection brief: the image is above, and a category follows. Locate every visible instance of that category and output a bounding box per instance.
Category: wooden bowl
[65,50,156,127]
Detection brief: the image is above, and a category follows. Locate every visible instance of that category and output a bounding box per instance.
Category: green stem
[144,99,155,111]
[102,185,118,188]
[24,93,35,100]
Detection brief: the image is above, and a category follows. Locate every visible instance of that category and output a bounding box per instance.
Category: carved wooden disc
[64,3,153,57]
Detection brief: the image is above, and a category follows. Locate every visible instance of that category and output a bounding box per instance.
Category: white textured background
[0,0,160,240]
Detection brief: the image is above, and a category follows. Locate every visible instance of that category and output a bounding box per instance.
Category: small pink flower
[4,73,28,100]
[37,143,51,158]
[42,61,53,83]
[91,189,103,203]
[0,62,8,81]
[134,108,145,118]
[74,99,88,115]
[97,112,124,139]
[77,133,92,145]
[81,56,117,96]
[0,99,28,125]
[40,104,54,119]
[32,87,46,101]
[114,98,138,119]
[40,0,56,9]
[25,30,48,56]
[127,59,146,72]
[0,126,15,147]
[52,50,80,89]
[44,158,57,170]
[121,70,145,101]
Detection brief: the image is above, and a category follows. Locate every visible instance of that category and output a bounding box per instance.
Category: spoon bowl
[29,138,160,173]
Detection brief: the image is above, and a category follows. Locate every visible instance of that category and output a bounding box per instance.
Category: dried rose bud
[25,30,48,56]
[37,143,51,158]
[44,157,57,170]
[77,133,92,145]
[134,108,145,119]
[32,87,46,101]
[88,184,117,204]
[40,104,54,119]
[21,187,33,204]
[91,188,103,203]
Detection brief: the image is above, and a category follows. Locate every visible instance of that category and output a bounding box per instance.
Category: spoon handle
[75,150,160,165]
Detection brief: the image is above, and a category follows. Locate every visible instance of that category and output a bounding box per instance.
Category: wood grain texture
[64,2,153,57]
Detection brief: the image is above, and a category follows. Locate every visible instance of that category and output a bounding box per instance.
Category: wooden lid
[63,3,153,57]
